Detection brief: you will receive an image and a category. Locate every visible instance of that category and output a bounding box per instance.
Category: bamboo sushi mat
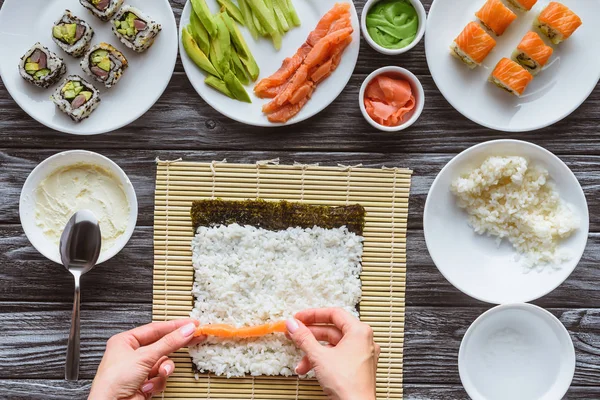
[153,159,412,399]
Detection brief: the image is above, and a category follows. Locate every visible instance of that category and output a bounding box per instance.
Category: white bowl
[19,150,138,265]
[423,140,589,304]
[361,0,426,55]
[459,303,576,400]
[359,66,425,132]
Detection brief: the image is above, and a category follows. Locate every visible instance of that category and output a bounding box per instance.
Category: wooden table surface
[1,0,599,398]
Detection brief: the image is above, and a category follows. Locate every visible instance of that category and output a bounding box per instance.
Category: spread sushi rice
[189,224,363,377]
[451,156,579,267]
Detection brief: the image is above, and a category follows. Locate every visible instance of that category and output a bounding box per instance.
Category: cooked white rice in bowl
[189,224,363,377]
[451,156,580,268]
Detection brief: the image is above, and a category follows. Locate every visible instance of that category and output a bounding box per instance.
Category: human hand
[89,319,206,400]
[286,308,380,400]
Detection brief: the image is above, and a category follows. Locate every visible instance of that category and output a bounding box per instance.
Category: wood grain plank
[2,224,600,309]
[1,303,599,387]
[2,149,600,232]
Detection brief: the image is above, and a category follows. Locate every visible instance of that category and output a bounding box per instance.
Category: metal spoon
[59,210,102,381]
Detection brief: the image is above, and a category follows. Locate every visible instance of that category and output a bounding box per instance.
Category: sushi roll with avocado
[52,10,95,58]
[51,75,101,122]
[80,0,124,22]
[19,43,67,89]
[81,43,128,88]
[112,6,162,53]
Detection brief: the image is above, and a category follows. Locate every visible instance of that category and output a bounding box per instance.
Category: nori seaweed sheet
[190,199,366,235]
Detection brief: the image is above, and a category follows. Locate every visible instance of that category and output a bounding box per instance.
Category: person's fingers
[286,318,325,359]
[295,308,358,334]
[158,358,175,378]
[125,319,198,349]
[307,325,343,346]
[295,355,312,375]
[149,356,169,378]
[139,322,198,365]
[140,375,168,397]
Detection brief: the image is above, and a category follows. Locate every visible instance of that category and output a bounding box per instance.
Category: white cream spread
[34,163,130,252]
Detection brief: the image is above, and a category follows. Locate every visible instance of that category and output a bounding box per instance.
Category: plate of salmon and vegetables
[426,0,600,132]
[180,0,360,126]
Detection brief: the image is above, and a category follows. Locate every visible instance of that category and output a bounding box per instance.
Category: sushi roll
[19,43,67,89]
[512,32,553,75]
[52,10,94,58]
[80,0,124,22]
[506,0,537,12]
[476,0,517,36]
[451,22,497,69]
[51,75,101,122]
[535,2,582,44]
[112,6,162,53]
[489,58,533,97]
[81,43,128,88]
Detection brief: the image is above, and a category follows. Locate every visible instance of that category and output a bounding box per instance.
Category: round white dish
[19,150,138,265]
[360,0,426,56]
[423,140,589,304]
[179,0,361,127]
[358,66,425,131]
[425,0,600,132]
[459,303,575,400]
[0,0,178,135]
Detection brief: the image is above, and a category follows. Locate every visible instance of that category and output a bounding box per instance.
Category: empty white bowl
[19,150,138,265]
[359,66,425,132]
[459,303,576,400]
[424,140,589,304]
[361,0,427,56]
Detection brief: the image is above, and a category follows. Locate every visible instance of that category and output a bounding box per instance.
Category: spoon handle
[65,275,81,381]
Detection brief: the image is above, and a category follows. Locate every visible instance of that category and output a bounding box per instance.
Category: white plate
[423,140,589,304]
[459,304,575,400]
[425,0,600,132]
[19,150,138,265]
[179,0,360,127]
[0,0,178,135]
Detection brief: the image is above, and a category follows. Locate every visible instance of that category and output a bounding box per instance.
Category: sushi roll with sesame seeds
[52,10,95,58]
[51,75,101,122]
[81,42,128,88]
[19,43,67,89]
[112,6,161,53]
[80,0,124,22]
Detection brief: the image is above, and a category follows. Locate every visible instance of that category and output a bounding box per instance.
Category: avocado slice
[25,62,40,72]
[120,21,130,30]
[190,0,218,38]
[189,10,210,55]
[98,57,111,72]
[209,42,225,78]
[182,27,220,78]
[223,70,251,103]
[62,81,75,93]
[221,13,260,81]
[230,51,250,85]
[81,91,93,101]
[34,69,50,80]
[216,0,245,26]
[213,14,232,75]
[74,85,84,95]
[205,75,234,99]
[63,90,77,100]
[53,24,78,44]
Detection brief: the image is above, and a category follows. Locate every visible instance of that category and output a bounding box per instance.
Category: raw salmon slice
[195,321,288,338]
[517,31,553,67]
[267,87,315,123]
[254,43,312,98]
[476,0,517,35]
[454,22,497,64]
[538,2,582,41]
[508,0,537,11]
[490,57,533,96]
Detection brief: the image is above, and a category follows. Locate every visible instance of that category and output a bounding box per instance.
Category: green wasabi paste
[366,0,419,50]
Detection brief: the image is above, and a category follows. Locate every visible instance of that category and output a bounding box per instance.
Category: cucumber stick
[238,0,259,40]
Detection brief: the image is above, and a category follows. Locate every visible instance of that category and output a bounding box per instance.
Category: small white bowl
[359,66,425,132]
[19,150,138,265]
[361,0,427,56]
[459,303,576,400]
[423,140,589,304]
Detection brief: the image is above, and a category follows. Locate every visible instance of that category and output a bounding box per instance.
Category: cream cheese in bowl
[20,150,138,265]
[34,163,130,252]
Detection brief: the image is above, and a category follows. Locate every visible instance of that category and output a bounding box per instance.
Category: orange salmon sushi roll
[489,58,534,96]
[535,2,582,44]
[476,0,518,36]
[451,22,497,69]
[506,0,537,12]
[512,31,553,75]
